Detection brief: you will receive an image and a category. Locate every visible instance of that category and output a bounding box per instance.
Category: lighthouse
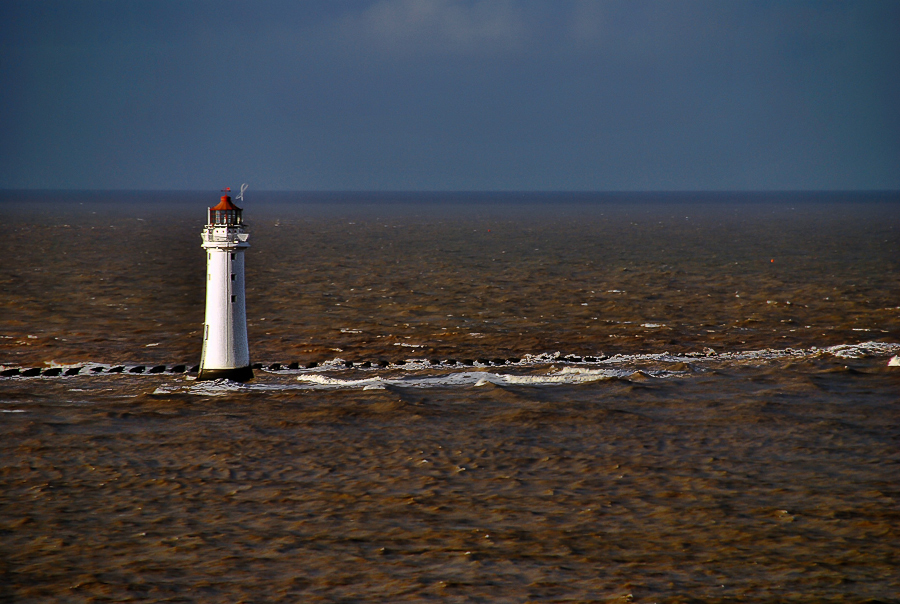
[198,194,253,381]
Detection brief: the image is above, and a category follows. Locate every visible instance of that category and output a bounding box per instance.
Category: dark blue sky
[1,0,898,191]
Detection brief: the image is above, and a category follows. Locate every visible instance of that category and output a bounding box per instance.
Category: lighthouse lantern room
[198,194,253,381]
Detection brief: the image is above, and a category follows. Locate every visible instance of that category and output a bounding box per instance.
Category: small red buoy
[771,259,774,263]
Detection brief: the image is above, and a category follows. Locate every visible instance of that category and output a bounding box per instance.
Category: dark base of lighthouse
[197,365,254,382]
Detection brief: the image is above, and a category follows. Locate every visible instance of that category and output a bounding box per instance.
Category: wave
[3,341,898,392]
[149,341,900,395]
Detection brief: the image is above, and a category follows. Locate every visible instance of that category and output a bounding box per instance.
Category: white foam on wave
[296,371,499,389]
[171,341,900,395]
[824,341,899,359]
[503,367,625,384]
[595,340,900,365]
[157,367,634,396]
[298,374,389,388]
[161,379,277,396]
[284,341,898,374]
[288,366,670,391]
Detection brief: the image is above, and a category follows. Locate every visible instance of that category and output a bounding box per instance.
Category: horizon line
[2,188,899,195]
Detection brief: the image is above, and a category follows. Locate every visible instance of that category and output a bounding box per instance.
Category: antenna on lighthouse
[236,183,248,203]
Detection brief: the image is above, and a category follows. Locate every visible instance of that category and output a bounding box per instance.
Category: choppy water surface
[1,191,899,602]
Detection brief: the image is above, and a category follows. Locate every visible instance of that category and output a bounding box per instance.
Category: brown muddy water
[1,191,899,602]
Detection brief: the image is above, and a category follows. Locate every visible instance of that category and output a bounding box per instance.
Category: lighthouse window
[231,274,235,281]
[231,295,236,303]
[231,253,235,260]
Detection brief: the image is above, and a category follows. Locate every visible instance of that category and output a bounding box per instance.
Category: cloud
[339,0,529,54]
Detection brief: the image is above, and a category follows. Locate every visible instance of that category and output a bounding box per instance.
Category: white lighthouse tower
[198,194,253,381]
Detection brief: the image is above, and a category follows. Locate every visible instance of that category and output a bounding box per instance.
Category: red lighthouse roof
[211,195,242,211]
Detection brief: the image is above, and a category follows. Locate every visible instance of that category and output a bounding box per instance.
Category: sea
[1,190,899,603]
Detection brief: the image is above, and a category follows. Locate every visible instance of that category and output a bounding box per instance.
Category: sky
[1,0,898,191]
